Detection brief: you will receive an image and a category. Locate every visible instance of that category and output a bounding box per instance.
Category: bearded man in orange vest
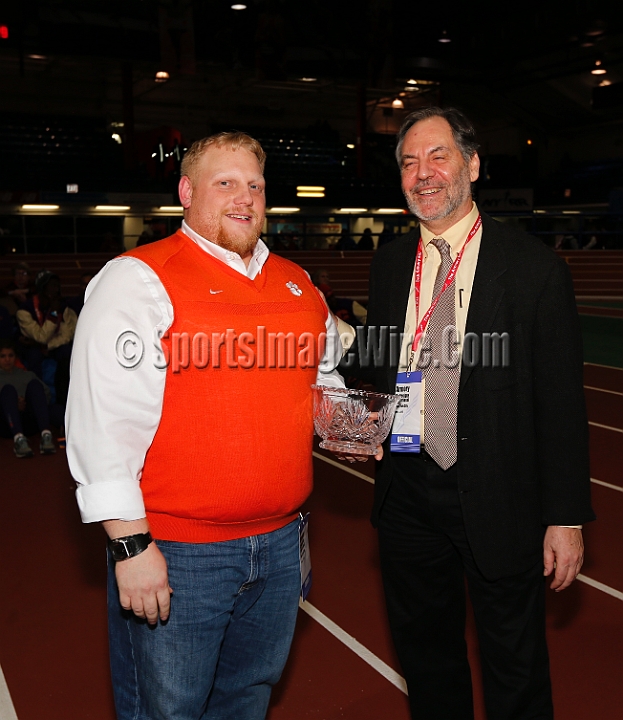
[67,132,347,719]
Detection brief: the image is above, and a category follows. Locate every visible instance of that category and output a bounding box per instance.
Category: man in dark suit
[352,107,594,719]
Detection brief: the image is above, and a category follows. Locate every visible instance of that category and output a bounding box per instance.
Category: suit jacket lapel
[387,231,418,328]
[461,213,508,389]
[384,232,418,390]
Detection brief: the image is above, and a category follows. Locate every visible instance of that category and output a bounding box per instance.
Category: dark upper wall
[1,0,622,204]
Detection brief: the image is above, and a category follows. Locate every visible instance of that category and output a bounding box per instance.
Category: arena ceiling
[1,1,622,150]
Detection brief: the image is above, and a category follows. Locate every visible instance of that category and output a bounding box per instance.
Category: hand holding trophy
[311,385,399,463]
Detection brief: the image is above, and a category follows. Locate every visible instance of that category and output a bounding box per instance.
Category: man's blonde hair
[180,131,266,181]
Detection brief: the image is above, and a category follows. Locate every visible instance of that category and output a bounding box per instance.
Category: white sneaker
[14,435,34,459]
[40,431,56,455]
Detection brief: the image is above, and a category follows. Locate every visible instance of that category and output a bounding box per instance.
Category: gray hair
[395,107,479,166]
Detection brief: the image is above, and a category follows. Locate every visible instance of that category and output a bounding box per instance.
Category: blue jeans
[0,380,51,437]
[107,518,302,720]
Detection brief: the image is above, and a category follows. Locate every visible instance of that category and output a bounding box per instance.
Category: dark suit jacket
[356,211,595,580]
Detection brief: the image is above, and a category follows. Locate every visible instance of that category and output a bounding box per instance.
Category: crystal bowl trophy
[311,385,400,456]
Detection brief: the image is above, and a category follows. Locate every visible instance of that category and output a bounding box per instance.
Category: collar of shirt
[419,201,480,259]
[181,220,269,280]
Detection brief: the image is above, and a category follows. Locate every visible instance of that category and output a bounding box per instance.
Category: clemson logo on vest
[286,281,303,296]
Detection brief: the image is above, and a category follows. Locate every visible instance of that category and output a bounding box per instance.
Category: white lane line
[299,600,408,695]
[589,421,623,433]
[591,478,623,493]
[0,665,18,720]
[316,456,623,592]
[313,451,374,484]
[584,362,623,371]
[584,385,623,396]
[577,575,623,602]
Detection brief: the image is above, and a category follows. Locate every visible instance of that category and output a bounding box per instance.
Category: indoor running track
[0,362,621,719]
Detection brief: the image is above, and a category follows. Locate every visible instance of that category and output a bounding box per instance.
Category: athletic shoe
[40,431,56,455]
[14,436,34,458]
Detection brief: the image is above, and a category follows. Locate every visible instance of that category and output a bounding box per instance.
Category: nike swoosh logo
[209,289,223,294]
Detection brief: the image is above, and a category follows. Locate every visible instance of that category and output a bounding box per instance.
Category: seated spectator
[310,268,367,326]
[357,228,375,250]
[0,338,60,457]
[16,270,77,407]
[272,231,299,251]
[582,222,608,250]
[312,268,331,287]
[335,227,357,251]
[0,262,33,318]
[100,232,123,253]
[377,223,396,247]
[554,233,579,250]
[67,273,94,317]
[0,304,14,340]
[136,230,155,247]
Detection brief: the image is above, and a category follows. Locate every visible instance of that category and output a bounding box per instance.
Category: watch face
[110,539,129,560]
[109,533,151,561]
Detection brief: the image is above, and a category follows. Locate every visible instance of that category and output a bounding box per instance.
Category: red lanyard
[408,214,482,367]
[33,294,62,328]
[33,295,44,326]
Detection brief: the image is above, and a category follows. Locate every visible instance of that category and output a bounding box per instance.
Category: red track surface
[0,364,621,719]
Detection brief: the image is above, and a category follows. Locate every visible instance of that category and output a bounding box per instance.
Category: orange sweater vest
[125,231,327,542]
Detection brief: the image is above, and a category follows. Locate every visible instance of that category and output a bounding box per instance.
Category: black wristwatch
[108,532,153,562]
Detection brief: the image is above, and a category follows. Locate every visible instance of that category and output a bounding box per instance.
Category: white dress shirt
[66,221,345,523]
[398,202,482,371]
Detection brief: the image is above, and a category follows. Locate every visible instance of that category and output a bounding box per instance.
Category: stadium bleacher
[1,249,621,302]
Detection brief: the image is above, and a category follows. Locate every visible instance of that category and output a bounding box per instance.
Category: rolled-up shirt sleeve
[66,257,172,523]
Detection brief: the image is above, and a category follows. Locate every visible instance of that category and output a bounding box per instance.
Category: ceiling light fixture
[28,54,47,60]
[585,23,606,37]
[95,205,130,211]
[438,30,451,43]
[375,208,405,214]
[155,71,170,82]
[599,79,612,86]
[338,208,368,213]
[346,144,355,149]
[297,185,325,192]
[406,79,418,85]
[22,204,59,210]
[267,207,300,213]
[392,98,405,109]
[297,192,325,198]
[159,206,184,212]
[231,4,247,9]
[299,77,317,82]
[591,60,606,75]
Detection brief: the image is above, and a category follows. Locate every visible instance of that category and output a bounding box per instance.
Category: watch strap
[108,532,153,562]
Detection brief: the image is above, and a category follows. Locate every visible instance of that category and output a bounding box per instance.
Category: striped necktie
[418,237,460,469]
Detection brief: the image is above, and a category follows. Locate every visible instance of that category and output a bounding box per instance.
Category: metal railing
[1,213,622,254]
